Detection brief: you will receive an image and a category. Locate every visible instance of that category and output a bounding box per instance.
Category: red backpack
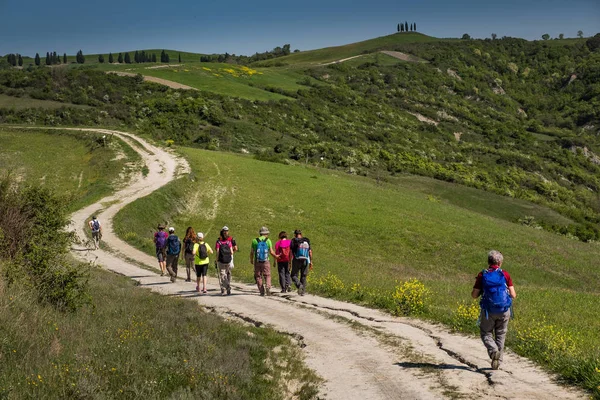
[278,241,291,262]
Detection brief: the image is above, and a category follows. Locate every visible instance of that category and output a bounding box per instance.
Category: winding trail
[67,128,585,400]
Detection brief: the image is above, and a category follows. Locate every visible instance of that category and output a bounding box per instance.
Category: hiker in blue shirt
[471,250,517,370]
[250,227,278,296]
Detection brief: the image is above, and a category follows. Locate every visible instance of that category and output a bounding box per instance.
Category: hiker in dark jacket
[165,227,181,283]
[290,229,313,296]
[471,250,517,370]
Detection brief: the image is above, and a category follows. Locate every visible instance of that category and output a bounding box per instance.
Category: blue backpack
[480,269,512,316]
[167,235,181,255]
[255,238,269,262]
[294,238,310,260]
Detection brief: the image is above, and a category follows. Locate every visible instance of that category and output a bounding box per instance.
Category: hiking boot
[298,284,304,296]
[285,285,291,293]
[266,288,271,296]
[227,287,231,295]
[491,351,501,370]
[221,288,225,296]
[185,278,191,282]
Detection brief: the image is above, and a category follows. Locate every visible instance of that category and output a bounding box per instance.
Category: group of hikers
[152,225,313,297]
[89,217,515,371]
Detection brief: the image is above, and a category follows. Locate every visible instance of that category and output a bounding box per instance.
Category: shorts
[195,264,209,277]
[156,247,166,262]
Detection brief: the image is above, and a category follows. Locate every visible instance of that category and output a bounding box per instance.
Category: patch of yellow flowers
[392,278,430,316]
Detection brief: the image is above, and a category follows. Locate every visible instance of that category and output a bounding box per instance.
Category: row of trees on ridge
[397,22,417,32]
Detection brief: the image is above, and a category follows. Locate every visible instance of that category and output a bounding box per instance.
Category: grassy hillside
[113,147,600,395]
[255,32,440,66]
[0,127,138,211]
[0,129,319,399]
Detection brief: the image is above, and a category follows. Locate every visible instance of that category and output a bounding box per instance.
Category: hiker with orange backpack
[275,231,292,293]
[250,227,278,296]
[471,250,517,370]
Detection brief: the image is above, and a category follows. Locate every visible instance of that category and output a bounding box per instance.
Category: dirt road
[68,128,586,399]
[106,71,196,90]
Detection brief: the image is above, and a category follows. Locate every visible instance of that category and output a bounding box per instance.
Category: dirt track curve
[106,71,196,90]
[66,128,585,400]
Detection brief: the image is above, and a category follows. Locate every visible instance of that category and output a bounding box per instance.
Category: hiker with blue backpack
[88,216,102,250]
[250,227,278,296]
[154,224,169,276]
[165,227,182,283]
[290,229,312,296]
[471,250,517,370]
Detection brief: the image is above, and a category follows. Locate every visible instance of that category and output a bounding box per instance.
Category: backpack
[294,238,310,260]
[198,243,208,259]
[480,269,512,316]
[185,238,194,254]
[278,242,291,262]
[92,220,100,231]
[217,240,232,263]
[255,238,269,262]
[167,235,180,255]
[155,232,167,248]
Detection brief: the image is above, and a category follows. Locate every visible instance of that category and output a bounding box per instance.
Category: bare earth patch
[106,71,196,90]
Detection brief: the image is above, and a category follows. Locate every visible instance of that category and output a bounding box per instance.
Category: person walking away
[183,227,197,282]
[154,224,169,276]
[166,227,181,283]
[275,231,292,293]
[193,232,213,293]
[88,216,102,250]
[250,227,277,296]
[219,226,238,279]
[216,230,235,295]
[471,250,517,370]
[290,229,313,296]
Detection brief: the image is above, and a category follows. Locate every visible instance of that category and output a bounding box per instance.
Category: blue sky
[1,0,598,57]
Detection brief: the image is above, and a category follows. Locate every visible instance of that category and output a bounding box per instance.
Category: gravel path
[66,128,586,400]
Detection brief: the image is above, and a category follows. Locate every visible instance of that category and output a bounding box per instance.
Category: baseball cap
[221,226,229,231]
[259,226,270,235]
[294,229,302,235]
[197,232,204,239]
[168,227,175,233]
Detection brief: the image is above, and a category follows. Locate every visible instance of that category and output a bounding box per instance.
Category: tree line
[200,44,296,64]
[397,21,417,33]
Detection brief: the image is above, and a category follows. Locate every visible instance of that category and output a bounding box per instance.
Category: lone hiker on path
[275,231,292,293]
[88,216,102,250]
[215,226,236,296]
[250,227,278,296]
[193,232,213,294]
[290,229,312,296]
[166,227,181,283]
[183,227,197,282]
[154,224,168,276]
[471,250,517,370]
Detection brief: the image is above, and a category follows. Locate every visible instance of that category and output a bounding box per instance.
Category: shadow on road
[395,362,472,371]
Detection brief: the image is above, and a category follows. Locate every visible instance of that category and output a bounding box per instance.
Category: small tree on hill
[577,30,583,38]
[118,52,123,63]
[559,33,564,40]
[405,21,408,32]
[397,23,400,32]
[76,50,85,64]
[53,52,59,64]
[18,54,23,66]
[135,50,140,63]
[165,52,170,63]
[124,52,131,64]
[542,33,550,40]
[45,52,51,65]
[462,33,471,40]
[178,53,181,63]
[35,53,40,66]
[98,54,104,63]
[587,34,600,52]
[108,53,113,63]
[491,33,497,40]
[152,53,157,63]
[414,22,416,31]
[63,53,67,63]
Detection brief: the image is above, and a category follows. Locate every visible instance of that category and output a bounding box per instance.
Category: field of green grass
[0,127,138,211]
[0,94,90,110]
[0,128,320,399]
[114,147,600,395]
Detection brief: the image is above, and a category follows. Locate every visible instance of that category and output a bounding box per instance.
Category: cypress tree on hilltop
[118,52,123,63]
[98,54,105,63]
[63,53,67,63]
[405,21,408,32]
[53,51,58,64]
[134,50,139,63]
[178,53,181,63]
[45,52,51,65]
[414,22,417,31]
[160,50,166,63]
[76,50,85,64]
[165,53,170,63]
[151,53,157,63]
[35,53,40,66]
[401,23,404,32]
[18,54,23,66]
[124,52,131,64]
[397,23,400,32]
[109,53,114,63]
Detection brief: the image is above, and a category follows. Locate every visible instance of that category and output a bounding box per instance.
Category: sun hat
[197,232,204,239]
[92,216,97,220]
[259,226,270,235]
[168,227,175,233]
[222,226,229,231]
